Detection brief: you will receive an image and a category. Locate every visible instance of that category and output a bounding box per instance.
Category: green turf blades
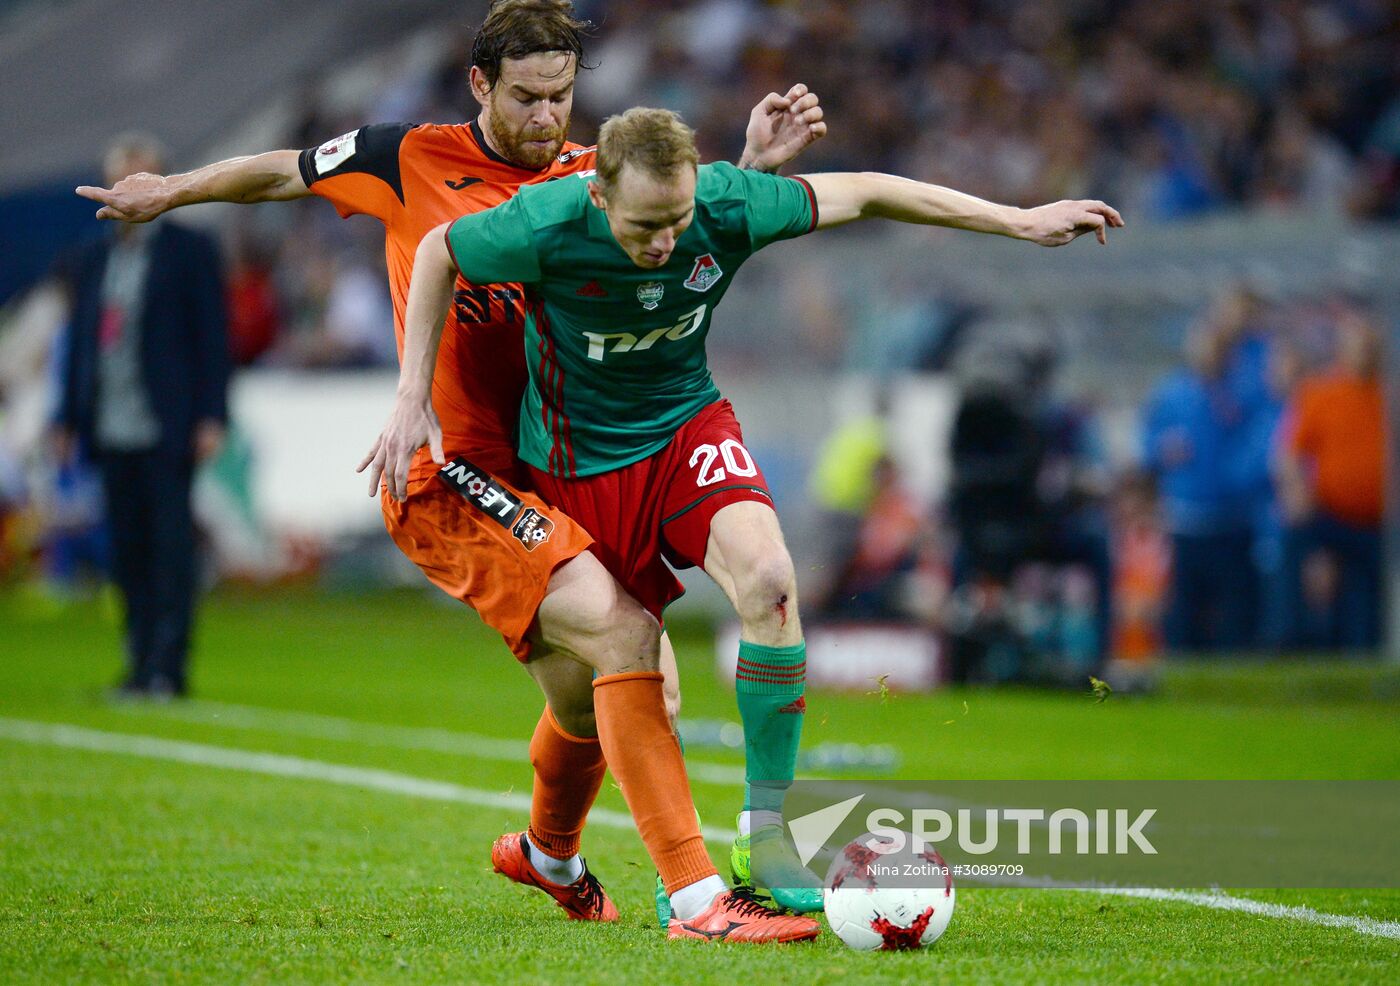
[4,591,1400,982]
[731,813,825,913]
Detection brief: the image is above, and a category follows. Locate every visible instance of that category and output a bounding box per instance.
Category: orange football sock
[526,706,606,860]
[592,671,717,894]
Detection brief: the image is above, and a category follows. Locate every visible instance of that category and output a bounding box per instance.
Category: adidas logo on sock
[778,697,807,714]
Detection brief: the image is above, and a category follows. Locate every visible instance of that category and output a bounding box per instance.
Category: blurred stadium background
[4,2,1400,980]
[2,0,1398,686]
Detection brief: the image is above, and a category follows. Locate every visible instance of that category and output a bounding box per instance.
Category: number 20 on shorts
[689,439,758,487]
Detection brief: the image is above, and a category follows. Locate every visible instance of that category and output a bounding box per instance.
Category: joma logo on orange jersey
[582,303,706,361]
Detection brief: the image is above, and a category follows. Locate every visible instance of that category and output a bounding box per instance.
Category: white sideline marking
[3,718,1398,942]
[969,871,1400,940]
[0,718,733,845]
[108,699,747,786]
[1082,887,1400,942]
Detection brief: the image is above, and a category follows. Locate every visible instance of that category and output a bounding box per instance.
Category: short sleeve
[736,167,819,251]
[444,195,542,286]
[298,123,413,221]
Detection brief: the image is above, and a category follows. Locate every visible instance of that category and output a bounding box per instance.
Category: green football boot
[730,813,825,913]
[654,874,672,927]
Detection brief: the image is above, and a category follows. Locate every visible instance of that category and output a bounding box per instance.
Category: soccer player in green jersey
[364,107,1123,919]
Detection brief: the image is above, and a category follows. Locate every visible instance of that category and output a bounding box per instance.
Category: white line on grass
[1081,887,1400,941]
[106,699,747,786]
[0,717,734,845]
[3,717,1398,942]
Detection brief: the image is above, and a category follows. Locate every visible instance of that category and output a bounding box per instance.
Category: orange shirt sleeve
[298,123,414,221]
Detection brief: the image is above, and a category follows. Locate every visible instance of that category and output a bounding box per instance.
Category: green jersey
[444,161,818,477]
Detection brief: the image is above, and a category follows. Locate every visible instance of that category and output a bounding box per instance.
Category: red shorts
[381,453,594,662]
[529,399,773,620]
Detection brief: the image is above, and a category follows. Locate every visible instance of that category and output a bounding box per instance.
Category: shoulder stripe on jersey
[791,176,820,232]
[298,123,414,204]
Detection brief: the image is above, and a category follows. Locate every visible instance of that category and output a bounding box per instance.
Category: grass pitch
[2,588,1398,984]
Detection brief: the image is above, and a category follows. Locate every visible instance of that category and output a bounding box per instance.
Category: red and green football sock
[735,640,806,815]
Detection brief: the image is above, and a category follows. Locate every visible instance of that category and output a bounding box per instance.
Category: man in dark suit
[54,135,230,698]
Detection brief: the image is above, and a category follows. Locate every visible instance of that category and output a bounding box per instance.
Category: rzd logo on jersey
[583,303,707,361]
[511,508,554,551]
[684,254,722,292]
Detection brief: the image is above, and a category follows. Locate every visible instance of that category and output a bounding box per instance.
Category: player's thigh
[703,500,798,607]
[534,549,661,676]
[382,470,592,662]
[522,647,598,738]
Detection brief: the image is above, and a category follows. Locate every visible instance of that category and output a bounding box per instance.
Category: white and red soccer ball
[823,835,956,951]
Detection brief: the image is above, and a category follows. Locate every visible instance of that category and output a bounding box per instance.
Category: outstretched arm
[737,83,827,173]
[356,223,456,501]
[801,172,1123,246]
[75,150,308,223]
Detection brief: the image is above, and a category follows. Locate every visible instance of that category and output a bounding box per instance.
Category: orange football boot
[668,888,821,943]
[491,832,619,922]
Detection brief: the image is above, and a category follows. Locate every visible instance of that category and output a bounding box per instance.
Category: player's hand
[740,83,827,173]
[1019,200,1124,247]
[75,173,175,223]
[357,395,445,502]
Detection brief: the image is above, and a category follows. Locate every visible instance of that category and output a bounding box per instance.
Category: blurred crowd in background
[189,0,1400,372]
[811,282,1389,686]
[0,0,1395,685]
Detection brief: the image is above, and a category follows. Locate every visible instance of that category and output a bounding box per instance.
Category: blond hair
[595,107,698,192]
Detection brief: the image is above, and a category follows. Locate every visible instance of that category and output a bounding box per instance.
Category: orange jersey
[298,121,597,483]
[1286,372,1386,526]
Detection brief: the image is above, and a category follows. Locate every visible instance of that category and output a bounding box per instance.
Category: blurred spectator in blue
[1142,324,1255,651]
[1210,282,1297,648]
[52,135,230,699]
[1239,338,1303,649]
[1277,306,1388,650]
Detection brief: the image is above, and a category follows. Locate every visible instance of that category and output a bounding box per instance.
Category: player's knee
[735,548,798,622]
[550,702,597,739]
[563,590,660,676]
[597,597,661,676]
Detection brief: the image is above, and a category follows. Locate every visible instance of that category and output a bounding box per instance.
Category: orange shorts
[381,455,594,661]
